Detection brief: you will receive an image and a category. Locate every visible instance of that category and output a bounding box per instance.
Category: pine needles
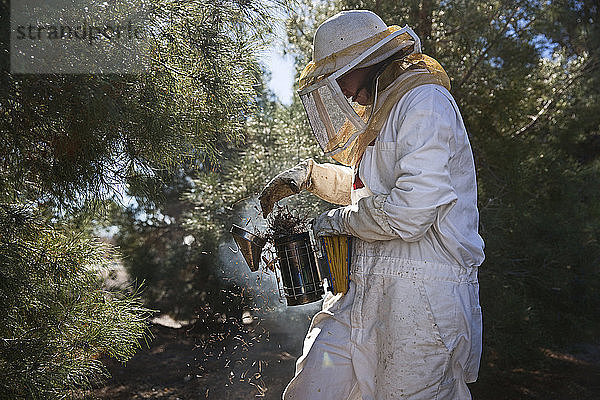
[0,204,153,399]
[265,205,311,240]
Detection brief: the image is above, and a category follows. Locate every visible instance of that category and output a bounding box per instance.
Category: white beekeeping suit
[260,10,484,400]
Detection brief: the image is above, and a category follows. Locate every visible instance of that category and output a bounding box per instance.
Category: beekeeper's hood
[298,10,450,166]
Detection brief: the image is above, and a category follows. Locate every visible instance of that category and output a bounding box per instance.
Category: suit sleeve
[341,98,458,242]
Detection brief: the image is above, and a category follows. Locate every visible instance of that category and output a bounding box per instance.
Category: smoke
[221,199,322,345]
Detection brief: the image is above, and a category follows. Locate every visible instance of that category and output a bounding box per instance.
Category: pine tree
[0,204,152,399]
[0,0,284,396]
[102,1,286,316]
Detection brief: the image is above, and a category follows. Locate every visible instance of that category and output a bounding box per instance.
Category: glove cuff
[301,159,315,191]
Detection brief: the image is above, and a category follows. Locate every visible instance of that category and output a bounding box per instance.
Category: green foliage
[0,0,267,209]
[0,0,286,395]
[107,170,215,320]
[105,3,291,319]
[0,204,152,400]
[110,73,328,321]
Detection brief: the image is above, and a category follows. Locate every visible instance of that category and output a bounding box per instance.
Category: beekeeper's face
[336,66,373,106]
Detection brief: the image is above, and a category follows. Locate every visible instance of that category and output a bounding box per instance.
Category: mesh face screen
[300,91,329,151]
[316,84,352,135]
[301,83,363,155]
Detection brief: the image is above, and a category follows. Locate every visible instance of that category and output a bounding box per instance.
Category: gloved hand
[312,207,350,237]
[259,160,313,218]
[313,196,399,242]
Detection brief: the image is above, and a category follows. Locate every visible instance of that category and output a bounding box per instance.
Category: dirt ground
[87,314,303,400]
[86,312,600,400]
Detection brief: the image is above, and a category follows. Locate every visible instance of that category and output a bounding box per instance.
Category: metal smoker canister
[274,232,324,306]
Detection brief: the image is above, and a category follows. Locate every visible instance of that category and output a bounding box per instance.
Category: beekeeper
[259,10,485,400]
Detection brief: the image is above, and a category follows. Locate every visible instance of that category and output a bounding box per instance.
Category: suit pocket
[366,141,398,193]
[465,304,482,382]
[422,280,459,353]
[378,276,450,352]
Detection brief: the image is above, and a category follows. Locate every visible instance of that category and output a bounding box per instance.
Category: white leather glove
[312,207,350,237]
[313,195,419,242]
[259,159,353,218]
[259,160,312,218]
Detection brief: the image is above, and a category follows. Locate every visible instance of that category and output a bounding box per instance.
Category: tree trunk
[418,0,434,55]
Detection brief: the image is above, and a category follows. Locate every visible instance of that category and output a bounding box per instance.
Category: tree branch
[512,58,599,137]
[455,6,522,90]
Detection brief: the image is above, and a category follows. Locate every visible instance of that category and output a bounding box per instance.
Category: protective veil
[280,10,485,400]
[298,13,450,167]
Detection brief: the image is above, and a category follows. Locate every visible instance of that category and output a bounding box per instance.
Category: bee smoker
[230,224,325,306]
